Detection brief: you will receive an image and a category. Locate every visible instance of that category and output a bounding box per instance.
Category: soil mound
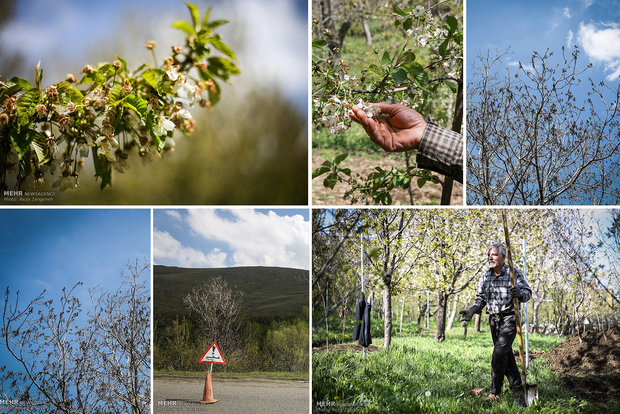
[543,326,620,376]
[543,326,620,407]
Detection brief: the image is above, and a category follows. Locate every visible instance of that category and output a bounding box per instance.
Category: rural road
[153,376,309,413]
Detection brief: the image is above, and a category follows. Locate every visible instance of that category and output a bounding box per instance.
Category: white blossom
[95,136,119,162]
[154,115,176,136]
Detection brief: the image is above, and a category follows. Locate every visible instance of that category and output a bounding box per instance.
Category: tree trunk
[435,291,448,342]
[462,321,468,339]
[446,293,459,330]
[399,296,405,334]
[474,313,481,332]
[362,15,372,46]
[383,284,392,347]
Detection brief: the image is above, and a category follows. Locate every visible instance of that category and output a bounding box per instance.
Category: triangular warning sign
[199,341,226,365]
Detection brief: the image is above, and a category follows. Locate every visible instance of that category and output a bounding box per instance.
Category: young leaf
[172,21,196,37]
[209,36,236,61]
[141,68,164,93]
[333,153,348,165]
[207,19,229,30]
[446,16,458,34]
[312,166,331,178]
[9,77,31,90]
[185,2,200,29]
[392,4,407,17]
[16,89,41,127]
[10,129,34,159]
[54,81,83,104]
[313,39,328,48]
[405,62,428,87]
[390,67,407,84]
[31,131,52,166]
[124,93,148,121]
[381,51,391,66]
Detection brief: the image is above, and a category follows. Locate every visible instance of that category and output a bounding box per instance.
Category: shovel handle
[501,211,528,387]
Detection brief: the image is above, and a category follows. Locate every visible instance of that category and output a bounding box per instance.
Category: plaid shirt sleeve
[416,122,463,183]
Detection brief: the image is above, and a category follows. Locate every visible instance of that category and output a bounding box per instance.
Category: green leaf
[313,39,328,48]
[207,19,229,30]
[381,51,391,66]
[333,153,348,165]
[31,131,52,166]
[340,168,351,176]
[405,62,428,87]
[403,17,413,31]
[92,147,112,190]
[9,77,31,90]
[108,84,123,105]
[16,89,41,127]
[392,4,407,17]
[324,173,338,189]
[202,7,212,26]
[185,2,200,29]
[417,177,427,188]
[401,177,411,189]
[207,57,241,81]
[124,93,148,121]
[172,20,196,37]
[209,36,236,61]
[54,81,83,104]
[95,63,115,84]
[446,16,458,34]
[141,68,164,93]
[312,166,331,178]
[439,38,450,58]
[390,67,407,84]
[10,129,34,159]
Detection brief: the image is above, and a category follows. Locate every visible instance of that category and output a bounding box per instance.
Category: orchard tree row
[313,209,620,346]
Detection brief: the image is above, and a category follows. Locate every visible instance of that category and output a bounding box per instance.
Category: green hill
[154,265,309,320]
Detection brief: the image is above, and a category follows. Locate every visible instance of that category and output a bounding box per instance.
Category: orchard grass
[313,326,613,413]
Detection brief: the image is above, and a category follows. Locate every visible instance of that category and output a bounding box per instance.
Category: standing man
[459,242,531,403]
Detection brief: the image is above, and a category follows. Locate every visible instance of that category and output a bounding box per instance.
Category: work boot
[485,393,501,403]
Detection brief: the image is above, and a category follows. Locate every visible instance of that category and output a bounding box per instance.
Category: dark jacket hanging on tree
[352,292,366,340]
[359,299,372,347]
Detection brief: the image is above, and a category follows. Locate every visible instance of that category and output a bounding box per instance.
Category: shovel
[502,211,539,407]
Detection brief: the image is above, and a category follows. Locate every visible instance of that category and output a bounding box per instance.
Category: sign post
[198,341,226,404]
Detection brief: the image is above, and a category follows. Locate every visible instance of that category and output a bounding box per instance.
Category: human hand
[349,103,427,152]
[459,308,475,322]
[510,285,521,299]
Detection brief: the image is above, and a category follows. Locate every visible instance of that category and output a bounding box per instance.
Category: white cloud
[508,60,534,73]
[153,229,227,267]
[186,209,309,269]
[567,29,574,47]
[165,210,183,221]
[563,7,572,19]
[577,22,620,81]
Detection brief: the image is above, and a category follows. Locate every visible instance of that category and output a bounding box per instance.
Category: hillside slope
[154,265,309,319]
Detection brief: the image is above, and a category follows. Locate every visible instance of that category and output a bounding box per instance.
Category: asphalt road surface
[153,376,309,414]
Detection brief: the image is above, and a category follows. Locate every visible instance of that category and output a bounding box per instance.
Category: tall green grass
[313,327,613,413]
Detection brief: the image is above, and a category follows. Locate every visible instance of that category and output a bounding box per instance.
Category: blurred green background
[0,0,308,205]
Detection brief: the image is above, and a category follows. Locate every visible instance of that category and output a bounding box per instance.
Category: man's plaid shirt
[417,122,463,183]
[471,264,532,315]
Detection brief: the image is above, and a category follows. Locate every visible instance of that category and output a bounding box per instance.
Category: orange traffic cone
[200,371,218,404]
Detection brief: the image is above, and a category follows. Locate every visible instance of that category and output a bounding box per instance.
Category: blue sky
[467,0,620,82]
[0,0,308,112]
[0,209,150,373]
[0,209,150,301]
[154,208,310,269]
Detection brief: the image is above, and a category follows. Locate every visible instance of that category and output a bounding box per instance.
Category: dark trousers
[489,313,522,394]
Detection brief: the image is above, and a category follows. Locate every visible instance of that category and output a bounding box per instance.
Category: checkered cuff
[416,122,463,183]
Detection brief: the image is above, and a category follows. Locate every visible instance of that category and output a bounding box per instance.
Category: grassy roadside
[313,328,615,413]
[154,370,309,382]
